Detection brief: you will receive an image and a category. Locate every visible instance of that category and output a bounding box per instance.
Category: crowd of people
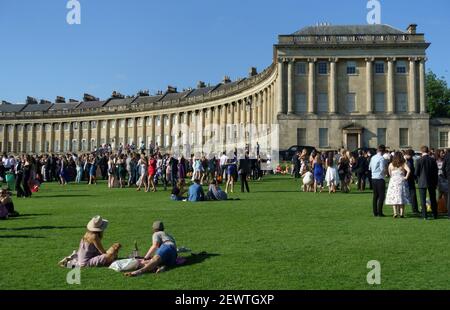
[291,145,450,220]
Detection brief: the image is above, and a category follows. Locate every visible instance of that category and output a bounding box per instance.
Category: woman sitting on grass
[207,179,228,201]
[0,189,19,217]
[60,216,121,267]
[171,179,186,201]
[125,221,177,277]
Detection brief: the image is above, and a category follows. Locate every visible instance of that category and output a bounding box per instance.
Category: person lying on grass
[59,216,121,267]
[125,221,177,276]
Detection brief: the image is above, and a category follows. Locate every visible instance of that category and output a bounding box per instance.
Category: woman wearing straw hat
[125,221,177,277]
[74,216,121,267]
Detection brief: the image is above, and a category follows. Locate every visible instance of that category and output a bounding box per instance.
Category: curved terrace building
[1,24,444,155]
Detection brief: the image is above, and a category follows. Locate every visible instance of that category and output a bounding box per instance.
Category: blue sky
[0,0,449,103]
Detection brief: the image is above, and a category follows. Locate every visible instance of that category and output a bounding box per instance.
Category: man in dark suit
[405,149,419,214]
[239,153,251,193]
[442,149,450,219]
[415,146,439,220]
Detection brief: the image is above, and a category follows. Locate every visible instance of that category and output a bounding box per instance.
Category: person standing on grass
[325,153,338,194]
[385,152,411,218]
[239,153,251,193]
[88,156,97,185]
[125,221,177,276]
[442,149,450,219]
[136,154,148,192]
[225,156,237,194]
[107,155,116,188]
[405,149,420,214]
[369,145,388,217]
[313,155,325,193]
[416,146,439,220]
[147,154,157,192]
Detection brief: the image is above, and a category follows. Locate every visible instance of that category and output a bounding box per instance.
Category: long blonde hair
[83,231,103,243]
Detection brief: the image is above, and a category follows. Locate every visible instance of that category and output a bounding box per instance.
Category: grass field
[1,175,449,290]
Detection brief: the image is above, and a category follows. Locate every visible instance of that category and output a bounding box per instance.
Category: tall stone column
[419,58,427,114]
[86,121,92,151]
[133,117,138,146]
[22,124,27,153]
[308,59,316,114]
[40,123,45,153]
[287,60,295,114]
[258,91,264,128]
[96,121,101,149]
[387,58,395,114]
[214,107,220,145]
[150,116,156,147]
[168,114,175,149]
[11,125,17,153]
[329,58,338,114]
[59,123,64,153]
[263,88,268,125]
[114,119,119,150]
[48,123,54,152]
[409,58,417,113]
[104,121,110,147]
[141,117,147,147]
[366,58,374,114]
[223,105,228,145]
[277,59,285,115]
[68,123,73,152]
[2,125,7,153]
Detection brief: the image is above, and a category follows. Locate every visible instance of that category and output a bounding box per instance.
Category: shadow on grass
[33,195,93,199]
[0,235,45,239]
[174,252,220,270]
[0,226,84,231]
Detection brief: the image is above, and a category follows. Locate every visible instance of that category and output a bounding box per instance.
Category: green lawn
[1,176,449,290]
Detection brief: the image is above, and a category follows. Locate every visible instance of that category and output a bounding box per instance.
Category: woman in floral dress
[386,152,411,218]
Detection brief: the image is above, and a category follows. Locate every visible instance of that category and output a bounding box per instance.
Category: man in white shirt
[219,152,228,179]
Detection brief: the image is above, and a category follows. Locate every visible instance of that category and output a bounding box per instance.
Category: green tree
[426,71,450,118]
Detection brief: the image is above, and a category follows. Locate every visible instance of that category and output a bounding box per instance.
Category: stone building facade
[0,23,443,156]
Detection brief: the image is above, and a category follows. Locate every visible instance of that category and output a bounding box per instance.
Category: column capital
[365,57,375,62]
[417,57,428,62]
[408,57,419,62]
[307,58,317,63]
[328,57,339,63]
[387,57,396,62]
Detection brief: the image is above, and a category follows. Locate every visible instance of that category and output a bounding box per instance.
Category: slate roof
[104,97,136,107]
[75,101,106,110]
[132,95,164,105]
[49,103,81,111]
[21,103,53,112]
[293,25,406,36]
[0,103,26,113]
[186,86,215,98]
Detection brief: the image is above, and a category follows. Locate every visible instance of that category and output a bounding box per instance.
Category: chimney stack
[197,81,206,88]
[69,99,79,103]
[249,67,258,77]
[39,99,51,105]
[137,90,149,97]
[26,96,38,105]
[55,96,66,103]
[83,93,99,102]
[223,76,231,84]
[407,24,417,34]
[111,91,125,99]
[166,86,177,93]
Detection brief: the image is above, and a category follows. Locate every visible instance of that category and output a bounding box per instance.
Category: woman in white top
[385,151,411,218]
[136,155,148,192]
[107,156,115,188]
